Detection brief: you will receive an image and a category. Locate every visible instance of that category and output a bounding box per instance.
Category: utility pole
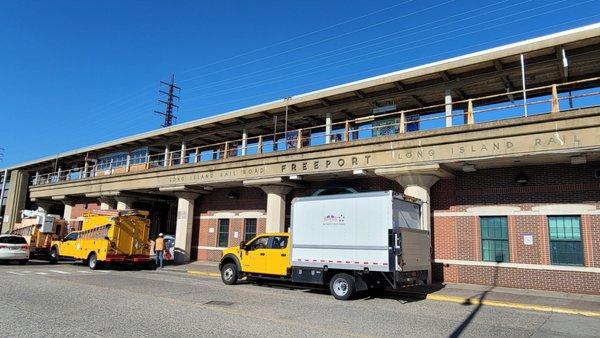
[154,74,181,127]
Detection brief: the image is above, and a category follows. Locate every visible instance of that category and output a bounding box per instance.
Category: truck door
[263,235,289,276]
[59,232,79,257]
[241,236,268,273]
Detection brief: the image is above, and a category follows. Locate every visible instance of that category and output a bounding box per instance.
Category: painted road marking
[35,272,48,275]
[77,270,92,274]
[6,271,24,276]
[48,270,71,274]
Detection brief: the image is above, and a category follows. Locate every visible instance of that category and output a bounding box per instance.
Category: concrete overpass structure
[2,23,600,294]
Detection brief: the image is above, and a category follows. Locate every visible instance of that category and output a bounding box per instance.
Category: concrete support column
[98,197,115,210]
[180,141,187,164]
[241,129,248,156]
[34,200,54,214]
[325,112,332,144]
[375,165,454,285]
[51,195,75,223]
[261,185,293,233]
[174,192,198,264]
[62,198,74,222]
[395,177,438,232]
[1,170,29,233]
[445,89,453,127]
[125,153,131,172]
[164,146,170,167]
[115,196,134,211]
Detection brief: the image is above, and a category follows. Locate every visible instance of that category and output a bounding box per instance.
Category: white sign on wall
[209,227,214,233]
[234,231,239,239]
[523,234,533,245]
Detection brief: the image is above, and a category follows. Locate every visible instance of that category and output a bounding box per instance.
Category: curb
[185,270,600,317]
[188,270,221,277]
[396,291,600,318]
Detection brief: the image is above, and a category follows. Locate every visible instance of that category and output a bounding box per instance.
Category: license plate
[9,247,19,250]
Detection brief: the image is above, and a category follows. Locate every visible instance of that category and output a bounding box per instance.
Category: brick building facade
[431,162,600,294]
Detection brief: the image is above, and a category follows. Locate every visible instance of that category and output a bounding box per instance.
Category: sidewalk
[169,261,600,317]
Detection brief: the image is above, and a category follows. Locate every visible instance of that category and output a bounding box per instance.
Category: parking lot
[0,261,598,337]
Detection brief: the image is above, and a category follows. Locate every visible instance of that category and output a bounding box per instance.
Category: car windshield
[0,236,27,244]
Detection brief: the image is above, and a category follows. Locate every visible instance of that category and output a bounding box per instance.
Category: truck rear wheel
[330,273,356,300]
[88,252,102,270]
[221,263,238,285]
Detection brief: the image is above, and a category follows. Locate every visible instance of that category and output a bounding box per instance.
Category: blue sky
[1,0,599,167]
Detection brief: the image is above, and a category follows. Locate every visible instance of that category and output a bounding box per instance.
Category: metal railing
[31,77,600,186]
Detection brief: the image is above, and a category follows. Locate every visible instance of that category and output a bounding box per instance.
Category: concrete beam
[158,185,212,194]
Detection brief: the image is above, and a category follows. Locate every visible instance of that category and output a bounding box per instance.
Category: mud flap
[353,273,369,292]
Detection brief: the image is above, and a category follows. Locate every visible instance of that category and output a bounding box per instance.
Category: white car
[0,234,30,265]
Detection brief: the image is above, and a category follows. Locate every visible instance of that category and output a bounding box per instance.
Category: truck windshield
[0,236,27,244]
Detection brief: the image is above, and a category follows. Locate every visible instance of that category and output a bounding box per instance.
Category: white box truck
[219,191,431,300]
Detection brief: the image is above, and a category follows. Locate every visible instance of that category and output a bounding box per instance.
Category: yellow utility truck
[220,191,430,300]
[12,210,69,259]
[49,210,152,269]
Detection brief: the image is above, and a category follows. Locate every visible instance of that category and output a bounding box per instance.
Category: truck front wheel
[49,247,58,264]
[221,263,238,285]
[88,252,102,270]
[330,273,356,300]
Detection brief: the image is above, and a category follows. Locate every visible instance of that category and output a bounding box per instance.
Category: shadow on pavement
[242,278,446,304]
[22,259,157,271]
[448,266,499,338]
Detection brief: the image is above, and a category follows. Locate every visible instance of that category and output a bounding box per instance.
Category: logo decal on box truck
[322,214,346,225]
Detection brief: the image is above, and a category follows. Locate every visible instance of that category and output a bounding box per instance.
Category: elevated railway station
[2,23,600,294]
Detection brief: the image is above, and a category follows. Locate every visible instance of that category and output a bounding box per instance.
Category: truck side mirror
[239,241,246,250]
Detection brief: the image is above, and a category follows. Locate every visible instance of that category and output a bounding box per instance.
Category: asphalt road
[0,261,598,338]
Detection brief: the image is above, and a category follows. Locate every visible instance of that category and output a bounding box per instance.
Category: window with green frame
[218,219,230,247]
[480,216,509,262]
[548,216,583,266]
[244,218,257,242]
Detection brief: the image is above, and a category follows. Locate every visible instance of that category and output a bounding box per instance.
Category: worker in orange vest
[154,233,165,269]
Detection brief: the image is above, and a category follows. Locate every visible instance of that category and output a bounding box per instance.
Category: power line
[185,14,600,115]
[154,75,181,127]
[77,13,600,145]
[183,0,579,102]
[177,0,457,85]
[58,1,418,126]
[176,0,417,80]
[182,0,519,95]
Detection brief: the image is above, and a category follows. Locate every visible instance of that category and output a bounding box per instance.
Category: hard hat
[158,233,163,237]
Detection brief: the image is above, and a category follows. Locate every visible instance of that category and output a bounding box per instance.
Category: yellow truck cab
[220,233,290,284]
[49,209,152,269]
